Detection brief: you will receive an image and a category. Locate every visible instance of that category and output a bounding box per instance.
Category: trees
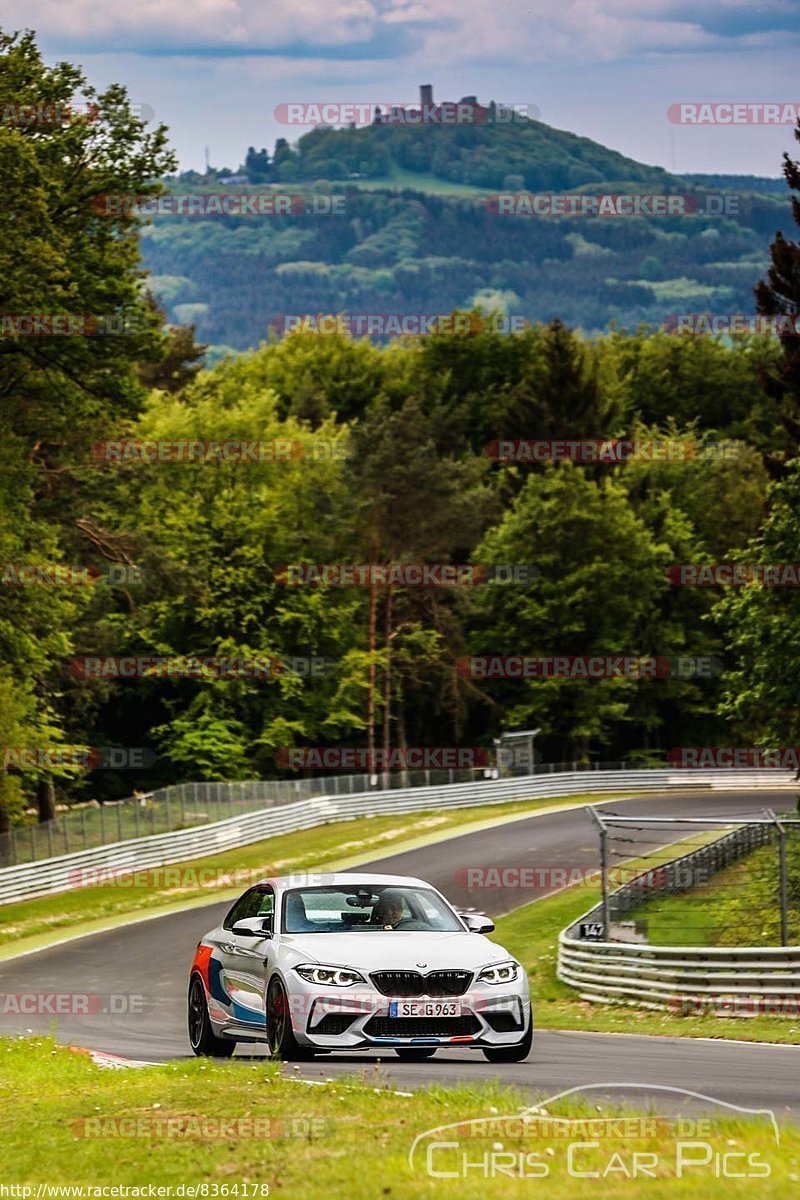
[0,30,176,826]
[90,368,364,780]
[708,122,800,744]
[716,464,800,747]
[2,29,788,806]
[244,146,270,182]
[754,121,800,470]
[346,395,495,763]
[468,464,672,761]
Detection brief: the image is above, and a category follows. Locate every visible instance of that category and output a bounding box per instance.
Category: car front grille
[370,970,472,997]
[364,1015,480,1039]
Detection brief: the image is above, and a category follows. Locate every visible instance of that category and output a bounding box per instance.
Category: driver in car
[373,891,405,929]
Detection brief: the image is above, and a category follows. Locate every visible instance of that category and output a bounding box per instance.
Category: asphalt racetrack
[2,790,798,1118]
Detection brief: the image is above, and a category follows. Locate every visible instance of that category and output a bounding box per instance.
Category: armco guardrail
[0,761,630,867]
[0,767,795,907]
[558,821,800,1013]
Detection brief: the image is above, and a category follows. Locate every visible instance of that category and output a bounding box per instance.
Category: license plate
[389,1000,460,1018]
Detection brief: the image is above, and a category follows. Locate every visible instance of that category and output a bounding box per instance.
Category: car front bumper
[289,981,532,1050]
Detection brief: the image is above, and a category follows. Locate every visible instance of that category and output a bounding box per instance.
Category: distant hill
[238,85,680,193]
[143,92,788,354]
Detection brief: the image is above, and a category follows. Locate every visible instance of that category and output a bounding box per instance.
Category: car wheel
[188,975,235,1058]
[266,977,315,1061]
[394,1047,437,1061]
[481,1020,533,1063]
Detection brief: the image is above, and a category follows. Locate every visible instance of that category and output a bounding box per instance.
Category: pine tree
[755,121,800,468]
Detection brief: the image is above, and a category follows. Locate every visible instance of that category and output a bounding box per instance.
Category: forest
[4,30,800,828]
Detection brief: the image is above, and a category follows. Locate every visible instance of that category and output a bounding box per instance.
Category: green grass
[163,168,495,199]
[622,853,759,947]
[621,839,800,948]
[491,862,800,1044]
[0,792,635,954]
[341,165,492,196]
[0,1037,796,1195]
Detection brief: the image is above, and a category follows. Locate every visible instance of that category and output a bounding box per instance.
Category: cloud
[5,0,380,54]
[7,0,800,61]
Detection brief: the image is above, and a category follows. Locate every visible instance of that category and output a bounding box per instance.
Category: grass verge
[0,1037,796,1196]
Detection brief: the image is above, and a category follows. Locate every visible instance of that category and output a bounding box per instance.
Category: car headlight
[477,960,519,985]
[294,964,365,987]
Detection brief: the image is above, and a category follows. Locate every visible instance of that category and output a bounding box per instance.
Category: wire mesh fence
[0,760,628,869]
[588,807,800,947]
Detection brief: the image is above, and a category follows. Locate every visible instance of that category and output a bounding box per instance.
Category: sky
[7,0,800,175]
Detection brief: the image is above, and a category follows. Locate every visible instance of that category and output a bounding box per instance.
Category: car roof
[261,872,432,891]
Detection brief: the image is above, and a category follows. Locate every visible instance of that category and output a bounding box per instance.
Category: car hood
[279,930,510,973]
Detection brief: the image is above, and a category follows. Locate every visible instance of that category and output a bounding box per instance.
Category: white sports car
[188,872,532,1062]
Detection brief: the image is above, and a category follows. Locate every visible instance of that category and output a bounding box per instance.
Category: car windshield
[282,885,464,934]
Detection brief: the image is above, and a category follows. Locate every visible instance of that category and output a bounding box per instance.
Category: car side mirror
[231,917,273,938]
[463,912,495,934]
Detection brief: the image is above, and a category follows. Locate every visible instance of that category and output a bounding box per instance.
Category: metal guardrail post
[768,809,790,947]
[559,811,800,1010]
[588,806,611,936]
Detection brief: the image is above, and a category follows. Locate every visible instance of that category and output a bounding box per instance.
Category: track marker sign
[579,921,605,940]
